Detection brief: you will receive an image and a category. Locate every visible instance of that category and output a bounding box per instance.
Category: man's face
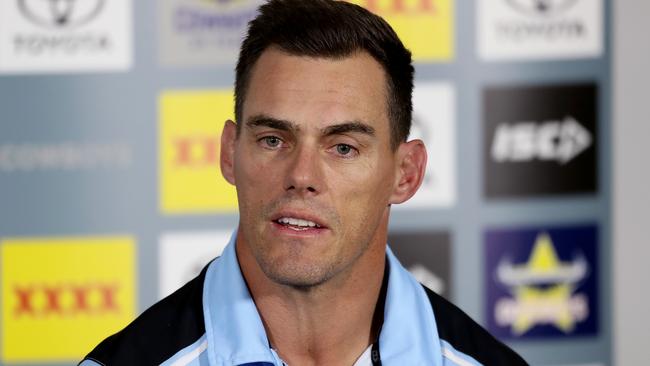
[227,48,400,288]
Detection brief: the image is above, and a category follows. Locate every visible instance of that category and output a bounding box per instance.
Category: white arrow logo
[491,116,592,165]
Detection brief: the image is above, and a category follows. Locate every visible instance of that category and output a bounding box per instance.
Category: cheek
[328,161,394,222]
[235,151,279,190]
[234,157,276,216]
[331,158,394,200]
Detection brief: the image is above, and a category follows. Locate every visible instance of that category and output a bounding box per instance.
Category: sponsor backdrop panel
[1,237,136,363]
[347,0,454,61]
[0,0,132,73]
[158,230,231,299]
[159,0,265,67]
[477,0,603,61]
[159,90,238,214]
[0,0,611,365]
[483,83,598,198]
[484,225,599,339]
[388,231,452,298]
[395,82,456,209]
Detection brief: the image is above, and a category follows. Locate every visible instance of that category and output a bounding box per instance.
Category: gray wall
[614,1,650,365]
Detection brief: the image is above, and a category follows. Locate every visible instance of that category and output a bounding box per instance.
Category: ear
[389,139,427,205]
[220,120,237,185]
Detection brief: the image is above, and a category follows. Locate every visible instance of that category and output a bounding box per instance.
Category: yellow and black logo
[1,236,136,362]
[159,90,238,214]
[348,0,454,61]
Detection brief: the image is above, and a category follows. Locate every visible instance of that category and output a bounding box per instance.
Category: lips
[277,217,322,228]
[271,211,328,231]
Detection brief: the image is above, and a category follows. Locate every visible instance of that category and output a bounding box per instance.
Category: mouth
[271,212,328,233]
[274,217,323,230]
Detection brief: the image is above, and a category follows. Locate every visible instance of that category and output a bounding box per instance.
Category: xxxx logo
[173,136,220,167]
[13,283,119,317]
[1,236,135,362]
[159,90,238,213]
[361,0,437,14]
[347,0,453,61]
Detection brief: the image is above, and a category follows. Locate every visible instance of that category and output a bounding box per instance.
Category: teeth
[278,217,319,228]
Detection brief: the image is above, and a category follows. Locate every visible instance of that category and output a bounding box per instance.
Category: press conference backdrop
[0,1,611,365]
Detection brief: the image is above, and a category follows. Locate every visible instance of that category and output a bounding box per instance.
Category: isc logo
[1,237,135,362]
[159,90,238,214]
[491,116,592,165]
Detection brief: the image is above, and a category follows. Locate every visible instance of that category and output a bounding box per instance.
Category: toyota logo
[18,0,105,29]
[505,0,579,17]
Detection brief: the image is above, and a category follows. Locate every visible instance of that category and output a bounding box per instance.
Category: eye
[259,136,283,149]
[336,144,352,155]
[334,143,358,157]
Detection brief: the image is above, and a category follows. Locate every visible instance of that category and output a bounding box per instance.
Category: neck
[236,231,387,366]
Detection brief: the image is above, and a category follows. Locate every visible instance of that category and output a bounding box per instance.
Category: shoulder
[79,263,210,366]
[420,285,529,366]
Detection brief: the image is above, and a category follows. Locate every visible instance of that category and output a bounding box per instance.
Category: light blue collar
[202,232,281,365]
[202,231,444,365]
[380,242,444,365]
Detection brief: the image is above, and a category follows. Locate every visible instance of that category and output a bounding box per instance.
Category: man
[80,1,527,365]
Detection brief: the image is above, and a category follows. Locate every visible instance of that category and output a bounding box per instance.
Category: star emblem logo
[495,232,589,334]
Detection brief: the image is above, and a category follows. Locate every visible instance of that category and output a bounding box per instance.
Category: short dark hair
[235,0,414,149]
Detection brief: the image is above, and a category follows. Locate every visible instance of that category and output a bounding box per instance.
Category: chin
[260,258,337,289]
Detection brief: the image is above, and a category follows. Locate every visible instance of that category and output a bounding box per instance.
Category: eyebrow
[245,114,375,137]
[246,115,300,132]
[321,122,375,137]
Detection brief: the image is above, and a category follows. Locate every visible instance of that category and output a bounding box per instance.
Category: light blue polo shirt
[81,231,482,366]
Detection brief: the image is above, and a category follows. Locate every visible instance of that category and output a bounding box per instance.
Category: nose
[284,144,322,196]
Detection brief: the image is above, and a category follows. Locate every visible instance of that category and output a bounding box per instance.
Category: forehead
[242,48,390,133]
